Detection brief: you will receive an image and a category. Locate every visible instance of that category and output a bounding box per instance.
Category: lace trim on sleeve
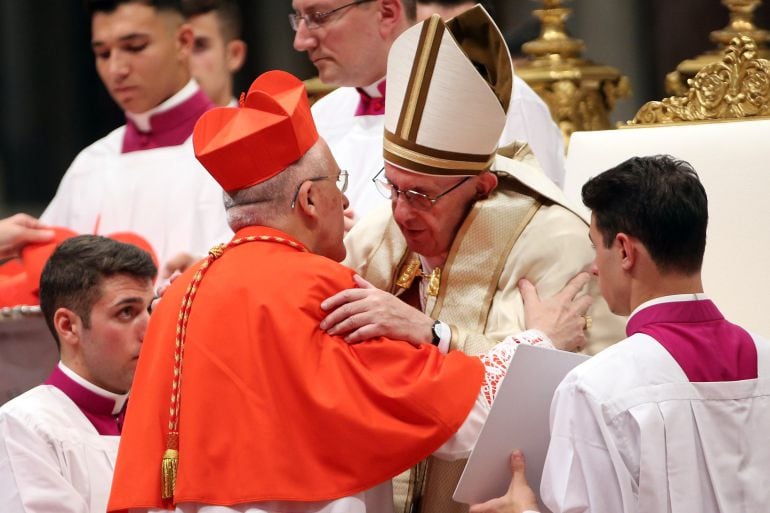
[479,329,553,406]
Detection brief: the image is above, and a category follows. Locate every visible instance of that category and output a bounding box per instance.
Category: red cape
[109,226,484,510]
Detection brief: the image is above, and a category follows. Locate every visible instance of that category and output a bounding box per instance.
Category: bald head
[224,141,326,231]
[223,138,349,261]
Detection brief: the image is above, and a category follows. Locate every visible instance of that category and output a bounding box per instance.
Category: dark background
[1,0,768,215]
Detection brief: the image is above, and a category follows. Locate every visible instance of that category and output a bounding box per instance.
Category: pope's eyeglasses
[372,167,470,211]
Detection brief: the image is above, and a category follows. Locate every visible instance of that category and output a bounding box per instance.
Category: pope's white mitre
[383,6,512,176]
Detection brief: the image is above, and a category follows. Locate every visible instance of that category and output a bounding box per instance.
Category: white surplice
[541,317,770,512]
[312,76,565,222]
[0,385,121,513]
[41,82,232,271]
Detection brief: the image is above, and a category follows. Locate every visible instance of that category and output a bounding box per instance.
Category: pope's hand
[519,272,593,352]
[320,274,434,345]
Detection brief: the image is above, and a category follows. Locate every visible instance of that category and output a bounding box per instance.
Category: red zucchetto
[192,70,319,192]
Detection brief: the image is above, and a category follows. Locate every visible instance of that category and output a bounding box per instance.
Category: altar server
[472,155,770,513]
[41,0,232,276]
[0,235,156,513]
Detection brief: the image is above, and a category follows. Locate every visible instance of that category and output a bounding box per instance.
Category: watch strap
[431,320,442,346]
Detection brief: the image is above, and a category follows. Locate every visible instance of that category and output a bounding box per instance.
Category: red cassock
[109,226,484,511]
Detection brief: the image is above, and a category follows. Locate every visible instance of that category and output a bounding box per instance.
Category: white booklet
[453,344,590,510]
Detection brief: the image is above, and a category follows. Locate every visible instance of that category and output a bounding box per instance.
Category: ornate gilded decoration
[666,0,770,95]
[629,36,770,125]
[395,256,442,297]
[515,0,631,147]
[395,256,421,290]
[425,267,441,297]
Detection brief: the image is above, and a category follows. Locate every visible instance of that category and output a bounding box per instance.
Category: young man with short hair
[0,235,156,513]
[182,0,247,106]
[41,0,232,277]
[472,155,770,513]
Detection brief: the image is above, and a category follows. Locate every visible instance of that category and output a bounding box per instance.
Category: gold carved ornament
[666,0,770,95]
[515,0,631,147]
[628,36,770,126]
[395,255,441,297]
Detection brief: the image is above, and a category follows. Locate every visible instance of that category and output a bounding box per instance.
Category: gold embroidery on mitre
[400,15,443,140]
[383,135,495,172]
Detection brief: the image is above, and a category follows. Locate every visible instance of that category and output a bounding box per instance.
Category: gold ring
[582,314,592,330]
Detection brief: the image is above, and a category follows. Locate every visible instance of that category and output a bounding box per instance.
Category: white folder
[453,344,589,510]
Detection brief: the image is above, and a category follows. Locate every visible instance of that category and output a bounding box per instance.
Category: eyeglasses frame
[291,170,349,208]
[289,0,376,31]
[372,167,471,211]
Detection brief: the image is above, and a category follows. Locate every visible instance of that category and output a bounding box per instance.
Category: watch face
[432,321,448,344]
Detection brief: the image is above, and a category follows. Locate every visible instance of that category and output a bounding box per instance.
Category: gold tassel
[161,448,178,499]
[161,432,179,500]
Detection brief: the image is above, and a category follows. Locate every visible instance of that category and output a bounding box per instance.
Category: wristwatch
[431,320,450,346]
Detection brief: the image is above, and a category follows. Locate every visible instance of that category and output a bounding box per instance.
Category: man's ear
[616,233,637,271]
[295,180,320,222]
[475,171,498,199]
[226,39,247,73]
[378,0,404,38]
[177,23,194,59]
[53,307,83,350]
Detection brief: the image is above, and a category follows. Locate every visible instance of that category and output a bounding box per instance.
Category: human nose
[293,19,317,52]
[137,308,151,342]
[391,192,413,222]
[590,261,599,277]
[342,192,350,210]
[108,50,130,79]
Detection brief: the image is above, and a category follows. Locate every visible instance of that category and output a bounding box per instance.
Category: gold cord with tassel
[159,236,307,502]
[161,432,179,499]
